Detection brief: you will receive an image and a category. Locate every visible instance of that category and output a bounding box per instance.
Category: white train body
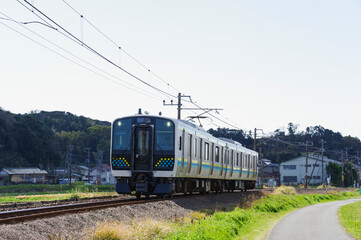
[111,115,258,197]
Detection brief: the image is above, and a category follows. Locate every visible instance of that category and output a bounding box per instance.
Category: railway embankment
[0,187,359,240]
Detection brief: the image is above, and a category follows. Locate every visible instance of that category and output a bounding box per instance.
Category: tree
[326,162,342,187]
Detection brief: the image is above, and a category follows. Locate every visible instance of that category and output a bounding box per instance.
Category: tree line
[0,108,110,173]
[1,107,360,186]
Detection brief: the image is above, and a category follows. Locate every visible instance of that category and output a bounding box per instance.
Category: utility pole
[163,93,190,119]
[97,150,104,185]
[321,139,325,187]
[341,150,344,188]
[253,128,263,188]
[304,141,312,188]
[66,145,74,187]
[163,93,222,121]
[84,147,91,182]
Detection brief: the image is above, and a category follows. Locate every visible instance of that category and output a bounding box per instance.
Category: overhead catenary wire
[0,11,163,101]
[19,0,178,101]
[60,0,246,130]
[61,0,182,95]
[14,0,255,130]
[0,18,163,101]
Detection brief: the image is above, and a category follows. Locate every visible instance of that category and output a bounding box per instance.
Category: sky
[0,0,360,139]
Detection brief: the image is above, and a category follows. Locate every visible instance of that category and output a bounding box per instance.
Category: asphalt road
[268,198,361,240]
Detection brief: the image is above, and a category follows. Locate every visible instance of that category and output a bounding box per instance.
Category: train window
[194,138,198,158]
[231,150,234,166]
[236,153,239,166]
[220,147,224,163]
[136,128,150,157]
[155,119,174,153]
[240,153,244,168]
[215,146,219,162]
[199,139,203,160]
[112,118,132,151]
[205,142,210,160]
[179,136,182,150]
[189,135,192,159]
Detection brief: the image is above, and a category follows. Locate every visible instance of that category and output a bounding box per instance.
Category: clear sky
[1,0,360,138]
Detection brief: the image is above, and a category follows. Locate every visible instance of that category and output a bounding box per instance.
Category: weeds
[87,187,361,240]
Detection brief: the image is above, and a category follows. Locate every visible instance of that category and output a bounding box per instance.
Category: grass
[0,182,117,203]
[338,200,361,240]
[87,186,361,240]
[0,182,115,195]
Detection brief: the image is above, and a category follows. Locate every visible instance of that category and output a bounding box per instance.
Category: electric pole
[66,145,74,187]
[305,141,312,188]
[163,93,222,121]
[321,139,325,187]
[84,147,91,182]
[341,151,344,187]
[253,128,263,188]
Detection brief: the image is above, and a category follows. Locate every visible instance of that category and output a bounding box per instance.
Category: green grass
[339,200,361,239]
[87,187,361,240]
[0,182,115,195]
[165,190,361,240]
[0,182,117,203]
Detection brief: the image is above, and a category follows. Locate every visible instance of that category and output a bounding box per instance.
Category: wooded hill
[0,108,360,175]
[0,108,110,172]
[209,122,361,163]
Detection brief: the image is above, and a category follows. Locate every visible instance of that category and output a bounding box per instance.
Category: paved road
[268,199,361,240]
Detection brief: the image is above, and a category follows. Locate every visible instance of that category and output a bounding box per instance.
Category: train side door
[224,147,229,179]
[198,138,203,175]
[187,134,192,174]
[220,147,224,176]
[133,126,153,171]
[181,129,185,170]
[230,150,234,177]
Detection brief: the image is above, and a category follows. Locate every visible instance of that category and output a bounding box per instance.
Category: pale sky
[1,0,360,138]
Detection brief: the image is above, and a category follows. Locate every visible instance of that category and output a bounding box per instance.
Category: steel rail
[0,197,162,224]
[0,189,272,225]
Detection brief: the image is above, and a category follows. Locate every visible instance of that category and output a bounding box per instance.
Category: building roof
[280,155,340,165]
[1,168,48,175]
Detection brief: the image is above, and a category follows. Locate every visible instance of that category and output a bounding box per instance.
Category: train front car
[111,116,175,198]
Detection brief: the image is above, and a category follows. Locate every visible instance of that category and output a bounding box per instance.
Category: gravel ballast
[0,191,267,240]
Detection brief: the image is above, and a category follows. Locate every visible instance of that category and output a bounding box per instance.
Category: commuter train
[111,114,258,198]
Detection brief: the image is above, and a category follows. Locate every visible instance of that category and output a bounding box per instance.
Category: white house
[90,164,116,185]
[280,155,340,186]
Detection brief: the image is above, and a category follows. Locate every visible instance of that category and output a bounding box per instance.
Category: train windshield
[154,119,174,153]
[112,118,132,151]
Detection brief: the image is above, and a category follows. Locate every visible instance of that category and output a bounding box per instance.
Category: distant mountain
[0,108,110,171]
[208,123,361,163]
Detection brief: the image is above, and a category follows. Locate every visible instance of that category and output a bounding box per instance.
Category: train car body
[111,114,258,198]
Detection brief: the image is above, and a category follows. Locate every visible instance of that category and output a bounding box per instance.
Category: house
[260,163,280,187]
[280,155,340,186]
[72,165,90,181]
[0,168,48,184]
[90,164,116,185]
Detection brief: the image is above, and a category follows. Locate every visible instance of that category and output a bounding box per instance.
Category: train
[110,113,258,198]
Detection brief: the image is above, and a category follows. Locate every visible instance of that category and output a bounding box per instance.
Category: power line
[13,0,256,131]
[59,0,247,130]
[0,16,162,101]
[19,0,178,100]
[61,0,182,95]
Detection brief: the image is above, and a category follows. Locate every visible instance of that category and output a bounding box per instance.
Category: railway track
[0,189,273,225]
[0,196,164,225]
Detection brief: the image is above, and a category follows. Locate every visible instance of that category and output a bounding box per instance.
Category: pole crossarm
[163,92,222,120]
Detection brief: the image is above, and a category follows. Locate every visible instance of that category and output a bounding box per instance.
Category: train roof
[113,114,257,154]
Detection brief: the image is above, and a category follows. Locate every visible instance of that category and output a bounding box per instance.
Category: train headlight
[167,121,171,127]
[117,121,122,126]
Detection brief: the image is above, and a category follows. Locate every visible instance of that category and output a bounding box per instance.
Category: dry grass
[272,185,296,195]
[89,219,177,240]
